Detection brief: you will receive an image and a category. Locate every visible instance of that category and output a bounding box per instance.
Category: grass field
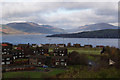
[68,47,102,55]
[2,68,65,79]
[49,47,102,55]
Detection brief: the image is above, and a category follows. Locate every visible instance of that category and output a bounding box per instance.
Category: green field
[49,47,102,55]
[2,68,65,79]
[68,47,102,55]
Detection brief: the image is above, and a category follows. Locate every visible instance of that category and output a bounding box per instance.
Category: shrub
[68,51,88,65]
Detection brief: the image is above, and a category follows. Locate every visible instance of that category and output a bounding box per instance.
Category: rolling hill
[47,29,120,38]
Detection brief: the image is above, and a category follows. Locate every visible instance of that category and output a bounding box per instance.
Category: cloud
[1,2,118,29]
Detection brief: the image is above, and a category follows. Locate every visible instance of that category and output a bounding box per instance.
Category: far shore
[2,33,46,36]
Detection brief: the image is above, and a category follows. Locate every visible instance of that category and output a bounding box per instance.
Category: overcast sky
[0,1,118,29]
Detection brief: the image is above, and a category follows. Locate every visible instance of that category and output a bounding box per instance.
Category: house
[32,44,38,48]
[57,44,66,47]
[2,54,13,65]
[12,50,25,60]
[2,43,13,65]
[73,44,81,47]
[50,44,57,48]
[52,48,68,67]
[18,43,30,49]
[96,45,104,49]
[38,44,43,47]
[51,56,68,67]
[84,45,93,48]
[67,43,72,47]
[53,48,67,56]
[29,55,47,66]
[36,47,48,55]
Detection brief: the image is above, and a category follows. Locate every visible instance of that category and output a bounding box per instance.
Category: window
[65,63,67,66]
[38,62,41,65]
[61,59,64,61]
[33,62,36,64]
[6,62,10,64]
[4,49,6,50]
[19,56,21,57]
[61,62,64,65]
[2,59,4,61]
[56,59,59,61]
[13,57,16,59]
[6,58,10,60]
[2,62,5,65]
[19,53,21,54]
[22,55,24,57]
[62,54,64,56]
[56,62,59,65]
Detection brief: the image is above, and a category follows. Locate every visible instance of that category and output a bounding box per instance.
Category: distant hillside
[47,29,120,38]
[66,23,118,33]
[1,25,28,35]
[6,22,64,34]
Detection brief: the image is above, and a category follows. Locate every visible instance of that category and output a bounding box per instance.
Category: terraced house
[2,43,13,65]
[1,43,69,68]
[51,48,68,67]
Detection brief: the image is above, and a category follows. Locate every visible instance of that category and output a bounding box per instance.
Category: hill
[1,22,65,35]
[47,29,120,38]
[66,23,118,33]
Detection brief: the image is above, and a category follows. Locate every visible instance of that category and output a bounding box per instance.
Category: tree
[68,51,88,65]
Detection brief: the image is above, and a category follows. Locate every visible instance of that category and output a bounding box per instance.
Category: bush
[68,51,88,65]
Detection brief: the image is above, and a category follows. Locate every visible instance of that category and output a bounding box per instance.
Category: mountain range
[1,22,119,35]
[66,23,118,33]
[1,22,65,35]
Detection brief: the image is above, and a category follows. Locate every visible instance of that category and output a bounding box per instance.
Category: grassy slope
[56,65,120,78]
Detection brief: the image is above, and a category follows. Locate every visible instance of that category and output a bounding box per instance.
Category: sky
[0,0,119,29]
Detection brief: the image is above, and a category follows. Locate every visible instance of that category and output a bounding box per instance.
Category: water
[2,34,119,48]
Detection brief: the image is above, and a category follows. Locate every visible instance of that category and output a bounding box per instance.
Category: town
[1,43,104,71]
[1,42,120,78]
